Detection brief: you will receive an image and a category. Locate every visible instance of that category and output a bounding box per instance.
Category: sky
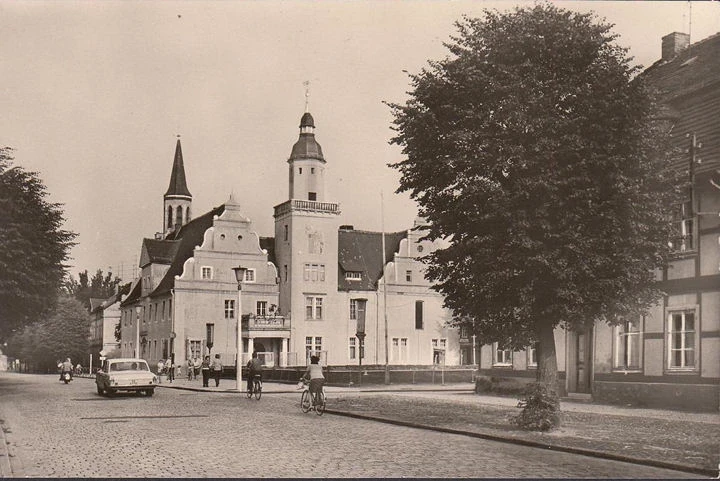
[1,0,718,281]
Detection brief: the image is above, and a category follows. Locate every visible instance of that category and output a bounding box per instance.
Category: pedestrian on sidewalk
[201,355,211,387]
[187,358,194,381]
[211,354,223,387]
[166,357,174,383]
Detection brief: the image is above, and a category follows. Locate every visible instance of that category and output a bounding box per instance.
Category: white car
[96,358,158,397]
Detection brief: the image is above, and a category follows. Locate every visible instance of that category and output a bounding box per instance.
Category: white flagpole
[381,191,390,384]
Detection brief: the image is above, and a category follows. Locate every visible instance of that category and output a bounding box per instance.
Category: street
[0,372,698,478]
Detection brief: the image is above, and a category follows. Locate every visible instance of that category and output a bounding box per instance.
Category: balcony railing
[242,314,290,330]
[274,199,340,217]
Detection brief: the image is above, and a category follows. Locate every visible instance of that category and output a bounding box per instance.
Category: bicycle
[299,379,326,415]
[246,374,262,400]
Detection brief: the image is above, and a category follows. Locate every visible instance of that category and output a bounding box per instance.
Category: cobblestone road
[0,373,698,478]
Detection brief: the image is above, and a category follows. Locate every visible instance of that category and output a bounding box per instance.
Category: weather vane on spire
[303,80,310,112]
[176,134,181,139]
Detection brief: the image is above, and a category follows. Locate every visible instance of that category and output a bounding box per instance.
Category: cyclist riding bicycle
[301,355,325,405]
[246,352,262,393]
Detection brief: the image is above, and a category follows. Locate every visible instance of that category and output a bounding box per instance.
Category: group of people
[151,352,326,401]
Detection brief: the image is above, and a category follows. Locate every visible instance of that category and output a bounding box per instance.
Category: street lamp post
[232,266,247,392]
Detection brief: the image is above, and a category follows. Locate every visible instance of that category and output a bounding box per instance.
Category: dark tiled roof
[149,205,226,297]
[640,32,720,176]
[141,238,180,266]
[89,298,104,313]
[165,139,192,197]
[120,278,143,306]
[338,229,407,291]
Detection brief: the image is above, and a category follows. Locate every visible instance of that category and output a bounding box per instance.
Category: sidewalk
[159,379,719,477]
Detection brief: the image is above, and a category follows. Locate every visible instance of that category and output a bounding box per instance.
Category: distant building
[115,110,458,371]
[88,282,130,368]
[476,32,720,411]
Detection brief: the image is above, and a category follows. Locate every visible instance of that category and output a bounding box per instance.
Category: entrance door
[568,328,592,394]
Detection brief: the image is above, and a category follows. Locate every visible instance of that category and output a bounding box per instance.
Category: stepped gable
[150,204,225,297]
[338,228,407,291]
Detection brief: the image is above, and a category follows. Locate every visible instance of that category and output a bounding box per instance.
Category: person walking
[187,358,194,381]
[166,357,174,383]
[211,354,223,387]
[201,355,211,387]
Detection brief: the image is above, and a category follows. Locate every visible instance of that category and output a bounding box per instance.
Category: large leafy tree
[0,147,77,341]
[65,268,122,310]
[388,4,682,391]
[5,295,89,372]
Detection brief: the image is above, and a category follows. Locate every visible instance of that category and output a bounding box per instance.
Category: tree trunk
[536,320,559,394]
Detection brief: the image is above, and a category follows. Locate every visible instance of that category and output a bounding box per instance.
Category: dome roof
[289,134,324,162]
[289,112,325,162]
[300,112,315,128]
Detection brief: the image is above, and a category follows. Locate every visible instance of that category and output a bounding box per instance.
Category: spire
[165,137,192,198]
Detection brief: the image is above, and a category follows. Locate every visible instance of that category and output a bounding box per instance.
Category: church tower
[164,138,192,236]
[274,102,341,362]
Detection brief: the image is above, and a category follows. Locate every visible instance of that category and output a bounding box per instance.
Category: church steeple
[164,137,192,236]
[165,138,191,198]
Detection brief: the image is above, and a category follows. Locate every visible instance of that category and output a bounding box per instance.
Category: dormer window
[345,272,362,281]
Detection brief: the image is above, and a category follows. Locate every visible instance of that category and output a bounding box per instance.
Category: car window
[109,361,150,372]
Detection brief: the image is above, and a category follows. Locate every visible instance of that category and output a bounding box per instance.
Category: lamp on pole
[232,266,247,392]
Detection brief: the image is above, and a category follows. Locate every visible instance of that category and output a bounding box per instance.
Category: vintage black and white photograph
[0,0,718,478]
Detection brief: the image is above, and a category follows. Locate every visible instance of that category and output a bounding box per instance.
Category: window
[670,200,696,252]
[349,337,357,360]
[460,325,470,339]
[162,339,169,359]
[299,167,302,174]
[305,297,323,320]
[189,340,202,360]
[311,167,315,174]
[349,299,366,320]
[283,265,288,282]
[201,266,212,280]
[256,301,267,316]
[224,300,235,319]
[167,206,173,229]
[415,300,424,329]
[206,323,215,348]
[303,263,325,282]
[432,338,447,349]
[345,271,362,281]
[306,336,323,361]
[162,301,166,321]
[284,225,288,241]
[493,343,512,366]
[527,344,538,368]
[308,192,317,201]
[667,309,697,370]
[406,270,412,282]
[392,337,408,363]
[614,319,642,371]
[244,269,256,282]
[176,205,183,227]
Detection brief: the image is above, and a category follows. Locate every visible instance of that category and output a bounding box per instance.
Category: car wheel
[146,389,154,397]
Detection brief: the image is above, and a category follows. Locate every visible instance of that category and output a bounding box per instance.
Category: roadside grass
[330,394,719,473]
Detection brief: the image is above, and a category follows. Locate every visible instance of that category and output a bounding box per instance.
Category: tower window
[167,206,173,228]
[299,167,302,174]
[311,167,315,174]
[176,206,183,227]
[308,192,317,201]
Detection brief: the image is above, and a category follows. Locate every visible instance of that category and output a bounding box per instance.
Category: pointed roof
[165,139,192,198]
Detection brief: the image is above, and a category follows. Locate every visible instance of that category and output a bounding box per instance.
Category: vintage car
[95,358,158,397]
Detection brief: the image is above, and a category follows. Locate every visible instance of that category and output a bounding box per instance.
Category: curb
[323,410,717,478]
[158,382,716,477]
[0,419,13,477]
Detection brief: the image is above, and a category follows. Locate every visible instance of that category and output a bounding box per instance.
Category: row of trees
[1,146,123,370]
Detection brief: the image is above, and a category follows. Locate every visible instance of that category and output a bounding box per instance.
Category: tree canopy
[388,5,682,357]
[5,294,89,372]
[0,147,77,340]
[65,268,123,310]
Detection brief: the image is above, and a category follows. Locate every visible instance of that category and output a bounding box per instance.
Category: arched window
[167,206,173,229]
[186,206,191,223]
[176,206,183,227]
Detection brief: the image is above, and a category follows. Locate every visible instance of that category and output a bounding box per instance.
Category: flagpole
[381,191,390,384]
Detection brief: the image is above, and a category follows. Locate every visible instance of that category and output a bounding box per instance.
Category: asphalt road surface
[0,372,698,478]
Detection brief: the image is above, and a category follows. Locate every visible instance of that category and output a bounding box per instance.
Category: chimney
[662,32,690,61]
